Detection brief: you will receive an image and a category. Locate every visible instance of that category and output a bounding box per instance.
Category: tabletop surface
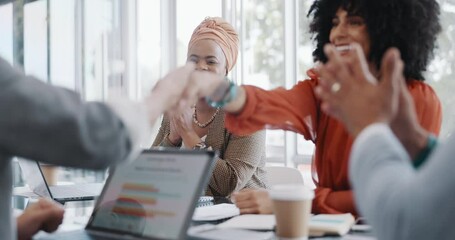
[20,196,375,240]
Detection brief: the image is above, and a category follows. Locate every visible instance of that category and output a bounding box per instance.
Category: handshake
[146,63,239,120]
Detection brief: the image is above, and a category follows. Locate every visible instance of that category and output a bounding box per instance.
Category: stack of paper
[192,203,240,221]
[217,214,275,231]
[188,224,274,240]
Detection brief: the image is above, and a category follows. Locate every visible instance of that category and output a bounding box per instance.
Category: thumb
[380,48,404,98]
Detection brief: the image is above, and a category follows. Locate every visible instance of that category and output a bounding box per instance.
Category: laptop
[37,149,216,240]
[17,158,104,203]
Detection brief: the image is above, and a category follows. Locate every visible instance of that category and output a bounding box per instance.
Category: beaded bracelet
[413,134,438,169]
[205,81,237,108]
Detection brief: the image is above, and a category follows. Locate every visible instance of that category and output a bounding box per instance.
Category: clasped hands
[167,107,201,147]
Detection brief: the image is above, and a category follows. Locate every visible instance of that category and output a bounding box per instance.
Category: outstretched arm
[0,59,195,168]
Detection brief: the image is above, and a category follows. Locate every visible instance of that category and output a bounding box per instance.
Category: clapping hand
[315,43,404,137]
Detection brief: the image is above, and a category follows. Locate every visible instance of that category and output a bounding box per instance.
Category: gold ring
[331,82,341,93]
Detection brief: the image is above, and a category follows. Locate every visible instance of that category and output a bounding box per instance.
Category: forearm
[351,124,455,239]
[209,131,266,196]
[205,79,247,114]
[223,86,247,114]
[0,68,132,168]
[324,190,357,215]
[393,121,429,160]
[350,124,416,240]
[224,81,318,136]
[313,188,357,215]
[155,133,181,148]
[207,159,238,196]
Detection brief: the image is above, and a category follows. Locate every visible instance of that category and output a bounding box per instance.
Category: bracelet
[413,134,438,168]
[193,141,209,150]
[205,80,237,108]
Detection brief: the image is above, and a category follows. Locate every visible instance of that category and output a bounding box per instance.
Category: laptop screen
[87,150,215,240]
[17,158,53,198]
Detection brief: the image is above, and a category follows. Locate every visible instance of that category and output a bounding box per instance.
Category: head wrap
[188,17,239,73]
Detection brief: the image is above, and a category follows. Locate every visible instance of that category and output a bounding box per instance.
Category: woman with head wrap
[152,17,268,197]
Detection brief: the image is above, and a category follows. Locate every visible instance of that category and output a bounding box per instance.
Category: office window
[427,0,455,139]
[24,0,48,81]
[176,0,222,65]
[49,0,76,89]
[296,0,316,156]
[239,0,286,161]
[0,3,13,64]
[137,0,161,99]
[83,0,122,101]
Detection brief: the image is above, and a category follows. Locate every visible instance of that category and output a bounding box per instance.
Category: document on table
[217,214,275,230]
[341,234,377,240]
[192,203,240,221]
[188,224,274,240]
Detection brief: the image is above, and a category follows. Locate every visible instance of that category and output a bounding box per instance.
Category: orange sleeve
[313,188,358,215]
[225,79,319,141]
[408,81,442,135]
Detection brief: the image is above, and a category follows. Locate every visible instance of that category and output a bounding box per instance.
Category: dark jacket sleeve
[0,58,132,169]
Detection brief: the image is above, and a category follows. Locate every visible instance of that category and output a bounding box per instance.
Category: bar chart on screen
[113,183,176,218]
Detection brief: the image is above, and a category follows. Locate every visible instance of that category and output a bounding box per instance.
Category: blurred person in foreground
[0,54,197,239]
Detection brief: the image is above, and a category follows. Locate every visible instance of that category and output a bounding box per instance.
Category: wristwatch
[193,141,209,150]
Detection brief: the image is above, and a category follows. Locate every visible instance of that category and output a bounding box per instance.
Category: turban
[188,17,239,72]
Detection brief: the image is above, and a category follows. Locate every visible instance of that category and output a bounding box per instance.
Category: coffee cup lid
[269,184,314,201]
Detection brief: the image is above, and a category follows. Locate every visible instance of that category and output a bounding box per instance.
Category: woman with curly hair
[180,0,442,216]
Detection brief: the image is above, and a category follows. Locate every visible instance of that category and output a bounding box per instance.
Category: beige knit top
[152,111,269,197]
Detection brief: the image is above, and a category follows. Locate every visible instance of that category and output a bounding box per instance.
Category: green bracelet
[413,134,438,169]
[205,81,237,108]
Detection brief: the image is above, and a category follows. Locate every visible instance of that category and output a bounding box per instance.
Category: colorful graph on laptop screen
[90,152,209,239]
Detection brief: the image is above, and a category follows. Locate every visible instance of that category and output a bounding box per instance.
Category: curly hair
[308,0,441,81]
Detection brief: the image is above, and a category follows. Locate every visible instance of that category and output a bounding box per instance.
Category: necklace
[193,107,220,128]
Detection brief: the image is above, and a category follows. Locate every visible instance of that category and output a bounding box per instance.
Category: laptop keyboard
[49,185,97,198]
[37,231,114,240]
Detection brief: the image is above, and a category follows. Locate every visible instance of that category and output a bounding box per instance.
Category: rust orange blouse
[225,69,442,215]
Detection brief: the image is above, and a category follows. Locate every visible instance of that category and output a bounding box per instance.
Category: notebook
[17,158,103,203]
[215,213,356,237]
[37,149,216,240]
